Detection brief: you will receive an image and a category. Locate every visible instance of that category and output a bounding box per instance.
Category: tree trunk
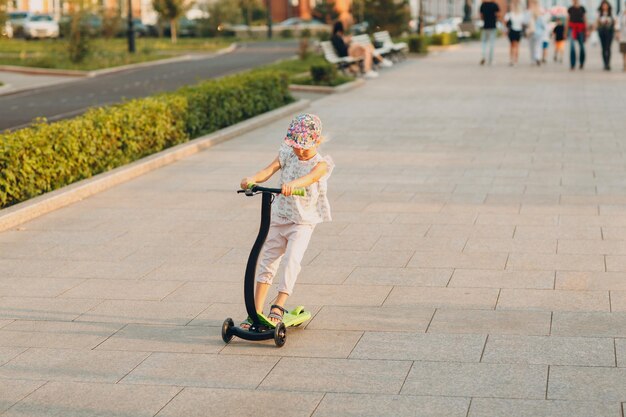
[170,18,177,43]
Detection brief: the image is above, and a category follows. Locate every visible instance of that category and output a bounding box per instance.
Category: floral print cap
[284,113,322,149]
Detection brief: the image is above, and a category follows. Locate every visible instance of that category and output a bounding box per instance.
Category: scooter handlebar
[238,184,306,197]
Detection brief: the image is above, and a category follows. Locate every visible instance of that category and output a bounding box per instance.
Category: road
[0,41,297,131]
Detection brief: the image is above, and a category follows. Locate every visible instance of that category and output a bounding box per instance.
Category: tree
[152,0,188,43]
[313,0,339,24]
[0,0,8,32]
[67,0,92,63]
[208,0,242,32]
[363,0,410,36]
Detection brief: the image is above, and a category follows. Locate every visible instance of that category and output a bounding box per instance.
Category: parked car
[24,14,60,39]
[2,21,13,38]
[116,19,149,37]
[275,17,326,28]
[423,17,462,36]
[8,11,30,37]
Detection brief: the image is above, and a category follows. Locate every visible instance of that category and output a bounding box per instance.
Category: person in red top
[566,0,587,70]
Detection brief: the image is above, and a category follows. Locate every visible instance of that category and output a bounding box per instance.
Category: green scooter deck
[257,306,311,329]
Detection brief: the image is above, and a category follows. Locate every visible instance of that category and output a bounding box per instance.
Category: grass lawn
[0,37,233,71]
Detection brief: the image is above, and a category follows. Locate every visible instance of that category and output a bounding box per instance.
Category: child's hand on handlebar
[281,182,296,196]
[240,178,253,190]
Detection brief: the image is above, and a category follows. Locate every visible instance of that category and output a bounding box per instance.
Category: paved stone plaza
[1,40,626,416]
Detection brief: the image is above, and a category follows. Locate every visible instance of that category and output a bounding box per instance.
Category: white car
[24,14,59,39]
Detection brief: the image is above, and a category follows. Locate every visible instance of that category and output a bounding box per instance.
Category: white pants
[256,222,315,295]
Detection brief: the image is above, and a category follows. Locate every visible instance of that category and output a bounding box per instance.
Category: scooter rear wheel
[222,318,234,343]
[274,322,287,347]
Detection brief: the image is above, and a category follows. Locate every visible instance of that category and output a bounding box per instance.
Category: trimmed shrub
[0,71,292,208]
[310,63,337,85]
[430,32,458,46]
[407,35,429,53]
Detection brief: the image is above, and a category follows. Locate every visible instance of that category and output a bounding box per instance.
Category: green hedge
[430,32,458,46]
[406,35,429,54]
[0,71,292,209]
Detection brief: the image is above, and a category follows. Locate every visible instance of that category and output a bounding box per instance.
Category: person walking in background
[526,0,547,66]
[620,1,626,71]
[553,18,566,62]
[566,0,587,70]
[596,0,616,70]
[480,0,500,65]
[542,11,554,63]
[505,0,525,66]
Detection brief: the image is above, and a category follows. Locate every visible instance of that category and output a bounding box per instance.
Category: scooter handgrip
[292,188,306,197]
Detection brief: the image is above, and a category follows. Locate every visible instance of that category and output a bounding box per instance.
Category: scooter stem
[244,191,273,326]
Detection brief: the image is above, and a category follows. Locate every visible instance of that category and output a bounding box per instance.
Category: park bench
[351,34,393,59]
[320,41,363,75]
[373,30,408,60]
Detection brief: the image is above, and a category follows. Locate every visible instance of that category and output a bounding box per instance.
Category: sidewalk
[1,39,626,416]
[0,70,78,95]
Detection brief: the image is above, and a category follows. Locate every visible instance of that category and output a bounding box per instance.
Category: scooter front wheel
[274,322,287,347]
[222,318,234,343]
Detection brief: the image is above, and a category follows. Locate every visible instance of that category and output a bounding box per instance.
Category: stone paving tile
[408,252,508,270]
[464,238,556,254]
[606,256,626,272]
[143,263,245,282]
[513,226,602,240]
[288,284,392,307]
[0,297,102,321]
[0,243,58,260]
[0,277,85,298]
[613,339,626,367]
[476,214,558,226]
[372,237,466,252]
[343,267,452,286]
[313,393,469,417]
[559,240,626,255]
[222,329,362,358]
[602,227,626,240]
[96,324,223,354]
[259,357,411,394]
[552,312,626,337]
[157,387,323,417]
[2,381,182,417]
[307,306,434,332]
[308,234,381,251]
[401,361,547,399]
[520,204,599,216]
[75,300,209,325]
[0,348,149,383]
[560,215,626,228]
[393,213,477,225]
[54,259,164,280]
[350,332,486,362]
[482,335,615,366]
[0,379,46,415]
[60,279,183,301]
[426,224,515,239]
[216,247,321,266]
[497,289,610,312]
[0,347,26,366]
[39,244,140,262]
[0,259,70,278]
[161,282,242,304]
[310,249,414,268]
[124,246,231,265]
[296,265,356,285]
[448,270,554,289]
[428,309,551,336]
[610,292,626,312]
[364,202,444,213]
[340,223,429,237]
[384,287,499,309]
[122,352,278,389]
[468,398,620,417]
[548,366,626,401]
[0,321,123,350]
[555,272,626,291]
[506,254,606,272]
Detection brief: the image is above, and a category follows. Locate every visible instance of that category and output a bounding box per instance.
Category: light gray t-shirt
[272,144,334,225]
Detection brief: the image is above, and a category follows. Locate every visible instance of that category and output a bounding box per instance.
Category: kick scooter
[221,184,312,347]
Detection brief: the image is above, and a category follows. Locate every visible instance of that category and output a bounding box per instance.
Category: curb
[0,98,310,232]
[289,78,365,95]
[0,43,237,96]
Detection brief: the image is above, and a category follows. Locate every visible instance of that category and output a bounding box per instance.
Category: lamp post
[267,0,272,39]
[127,0,135,53]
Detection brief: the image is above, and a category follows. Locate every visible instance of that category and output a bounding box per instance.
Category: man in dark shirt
[480,0,500,65]
[565,0,587,69]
